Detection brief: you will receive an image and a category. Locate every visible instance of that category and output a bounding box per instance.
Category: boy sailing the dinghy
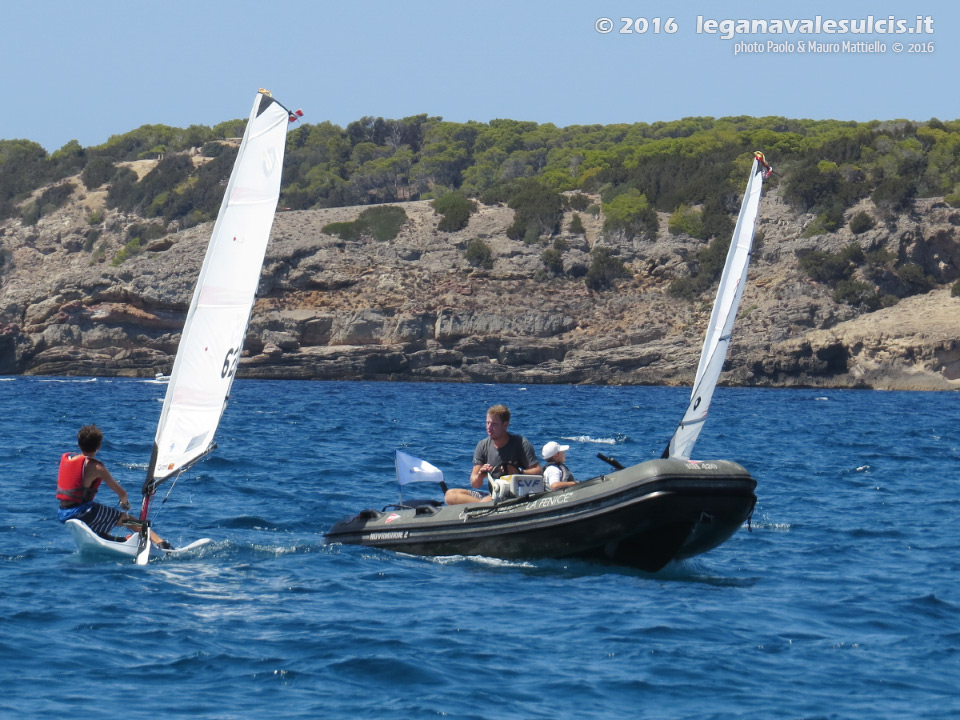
[57,425,171,548]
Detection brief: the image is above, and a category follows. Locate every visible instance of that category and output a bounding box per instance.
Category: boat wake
[428,554,537,569]
[38,377,98,383]
[562,435,621,445]
[750,516,792,532]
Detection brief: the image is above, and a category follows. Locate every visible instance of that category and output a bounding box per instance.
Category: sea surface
[2,376,959,719]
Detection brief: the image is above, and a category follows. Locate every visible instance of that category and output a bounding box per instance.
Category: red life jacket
[56,453,100,505]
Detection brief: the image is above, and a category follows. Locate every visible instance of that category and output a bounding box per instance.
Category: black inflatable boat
[326,154,772,570]
[325,458,756,571]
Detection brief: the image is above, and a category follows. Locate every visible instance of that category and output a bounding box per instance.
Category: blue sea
[3,376,959,719]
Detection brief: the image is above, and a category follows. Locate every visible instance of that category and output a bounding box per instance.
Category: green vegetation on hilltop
[6,114,960,228]
[0,121,241,223]
[3,112,960,296]
[6,115,960,226]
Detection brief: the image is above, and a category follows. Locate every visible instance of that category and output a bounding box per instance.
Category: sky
[2,0,958,152]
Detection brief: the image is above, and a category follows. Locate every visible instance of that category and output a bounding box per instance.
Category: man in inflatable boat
[444,404,542,505]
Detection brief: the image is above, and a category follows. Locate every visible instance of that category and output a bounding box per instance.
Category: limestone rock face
[1,181,959,391]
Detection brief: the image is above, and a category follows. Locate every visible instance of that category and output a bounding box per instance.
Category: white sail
[148,92,292,484]
[666,153,770,461]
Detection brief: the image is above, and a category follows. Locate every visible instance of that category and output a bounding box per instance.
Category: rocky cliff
[1,165,959,390]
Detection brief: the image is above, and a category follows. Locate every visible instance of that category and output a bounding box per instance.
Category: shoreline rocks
[1,188,959,391]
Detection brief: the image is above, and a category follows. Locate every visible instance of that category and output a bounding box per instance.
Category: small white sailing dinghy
[67,90,299,562]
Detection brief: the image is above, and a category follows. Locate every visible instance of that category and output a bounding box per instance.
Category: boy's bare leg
[119,514,170,547]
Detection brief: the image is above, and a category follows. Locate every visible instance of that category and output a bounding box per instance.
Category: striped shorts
[58,502,123,537]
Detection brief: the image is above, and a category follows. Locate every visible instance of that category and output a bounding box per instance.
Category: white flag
[395,450,445,486]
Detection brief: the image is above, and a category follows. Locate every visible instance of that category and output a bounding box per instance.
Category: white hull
[65,519,210,560]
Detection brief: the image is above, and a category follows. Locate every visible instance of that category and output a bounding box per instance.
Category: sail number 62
[221,347,240,379]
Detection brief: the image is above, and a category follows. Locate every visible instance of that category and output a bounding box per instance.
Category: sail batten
[146,91,291,487]
[666,154,770,461]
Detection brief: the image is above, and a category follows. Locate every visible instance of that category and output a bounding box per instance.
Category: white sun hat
[541,441,570,460]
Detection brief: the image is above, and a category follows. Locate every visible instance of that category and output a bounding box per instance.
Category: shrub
[602,189,658,240]
[798,244,863,285]
[322,220,361,240]
[25,183,76,223]
[166,148,237,228]
[465,238,493,269]
[360,206,407,241]
[840,243,865,265]
[753,229,766,256]
[81,157,117,190]
[125,222,168,244]
[323,205,407,241]
[90,241,107,263]
[541,248,564,275]
[20,203,41,226]
[667,275,699,300]
[848,211,875,234]
[83,229,100,252]
[565,193,591,211]
[896,263,935,296]
[668,204,704,238]
[585,247,630,291]
[111,237,142,266]
[478,182,513,206]
[432,190,476,232]
[802,203,846,237]
[103,152,236,229]
[506,180,563,240]
[798,251,837,281]
[833,278,880,310]
[105,166,140,210]
[871,176,916,212]
[136,155,195,218]
[202,141,226,158]
[952,279,960,297]
[865,247,895,268]
[699,196,734,240]
[568,213,585,235]
[784,160,842,211]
